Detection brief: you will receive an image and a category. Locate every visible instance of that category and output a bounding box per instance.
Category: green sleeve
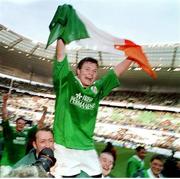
[96,69,120,99]
[2,120,13,139]
[52,55,69,95]
[29,125,38,132]
[126,159,139,177]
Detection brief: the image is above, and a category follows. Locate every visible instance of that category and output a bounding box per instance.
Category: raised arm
[37,106,48,129]
[114,57,133,77]
[2,93,9,121]
[56,39,66,61]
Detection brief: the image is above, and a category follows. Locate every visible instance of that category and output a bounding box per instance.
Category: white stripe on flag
[67,11,125,55]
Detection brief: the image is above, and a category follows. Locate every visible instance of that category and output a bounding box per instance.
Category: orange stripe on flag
[114,39,157,79]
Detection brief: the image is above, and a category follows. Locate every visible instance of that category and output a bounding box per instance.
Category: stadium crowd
[0,89,179,151]
[1,75,180,108]
[0,80,180,177]
[104,91,180,108]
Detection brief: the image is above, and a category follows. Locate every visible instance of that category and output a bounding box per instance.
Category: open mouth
[103,166,109,170]
[85,77,92,83]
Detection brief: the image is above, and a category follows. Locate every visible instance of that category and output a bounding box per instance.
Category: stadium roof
[0,24,180,93]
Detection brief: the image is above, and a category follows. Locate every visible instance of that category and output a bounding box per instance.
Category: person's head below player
[32,127,54,156]
[99,142,116,177]
[150,154,165,177]
[76,57,99,88]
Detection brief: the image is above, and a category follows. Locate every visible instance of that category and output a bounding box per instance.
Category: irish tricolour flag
[46,4,156,79]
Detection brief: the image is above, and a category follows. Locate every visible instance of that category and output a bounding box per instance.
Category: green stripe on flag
[46,4,89,48]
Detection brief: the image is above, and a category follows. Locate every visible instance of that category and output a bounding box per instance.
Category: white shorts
[54,143,102,177]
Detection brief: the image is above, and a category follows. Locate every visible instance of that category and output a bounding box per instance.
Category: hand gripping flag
[46,4,89,47]
[46,4,156,79]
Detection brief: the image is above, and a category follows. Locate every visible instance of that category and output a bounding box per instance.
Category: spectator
[126,146,146,177]
[99,142,117,177]
[77,142,117,178]
[0,94,47,168]
[143,154,165,178]
[13,127,54,168]
[53,37,134,178]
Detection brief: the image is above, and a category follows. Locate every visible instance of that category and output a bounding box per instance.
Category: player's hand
[42,106,48,112]
[3,93,9,102]
[126,56,137,62]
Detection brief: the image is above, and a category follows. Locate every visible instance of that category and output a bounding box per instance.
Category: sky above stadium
[0,0,179,45]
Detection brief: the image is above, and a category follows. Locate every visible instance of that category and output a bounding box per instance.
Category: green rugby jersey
[53,56,120,150]
[126,155,145,177]
[1,120,37,166]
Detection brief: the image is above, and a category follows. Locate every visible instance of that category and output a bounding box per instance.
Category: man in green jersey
[126,146,146,177]
[53,39,135,177]
[0,93,47,174]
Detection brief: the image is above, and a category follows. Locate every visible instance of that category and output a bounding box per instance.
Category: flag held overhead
[46,4,89,48]
[46,4,156,79]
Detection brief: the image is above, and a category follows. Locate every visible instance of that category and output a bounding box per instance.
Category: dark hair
[77,57,99,69]
[150,154,165,163]
[16,117,26,123]
[136,146,145,152]
[101,142,116,162]
[35,127,54,141]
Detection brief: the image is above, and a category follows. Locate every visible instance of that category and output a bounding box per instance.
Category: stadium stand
[0,24,180,159]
